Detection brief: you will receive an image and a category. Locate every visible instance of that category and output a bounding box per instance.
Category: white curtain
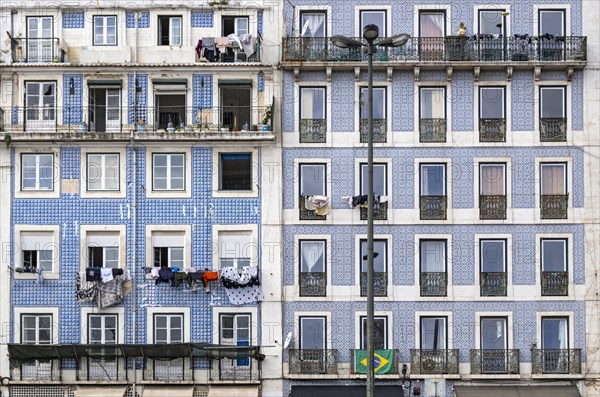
[420,13,444,37]
[481,165,505,195]
[301,241,324,272]
[541,164,565,195]
[421,241,445,272]
[558,319,567,349]
[301,14,325,37]
[435,319,446,349]
[420,88,445,119]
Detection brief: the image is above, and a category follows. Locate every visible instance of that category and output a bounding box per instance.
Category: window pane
[300,164,325,196]
[360,240,386,272]
[360,88,385,119]
[421,240,445,272]
[421,317,447,349]
[104,247,119,268]
[480,87,504,119]
[300,13,326,37]
[542,318,568,349]
[542,240,566,271]
[420,164,445,195]
[300,317,325,349]
[541,87,565,118]
[360,163,386,195]
[300,241,325,273]
[541,164,566,195]
[481,240,505,272]
[420,88,445,118]
[481,318,506,349]
[220,153,251,190]
[361,11,385,37]
[361,317,386,349]
[39,250,53,272]
[420,12,445,37]
[480,164,505,195]
[540,10,565,35]
[479,10,504,35]
[300,88,325,119]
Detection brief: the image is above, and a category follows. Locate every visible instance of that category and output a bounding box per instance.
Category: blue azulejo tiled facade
[281,0,591,396]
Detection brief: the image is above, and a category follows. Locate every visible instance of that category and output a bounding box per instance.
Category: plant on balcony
[208,0,228,6]
[136,118,146,132]
[79,122,87,133]
[261,105,272,131]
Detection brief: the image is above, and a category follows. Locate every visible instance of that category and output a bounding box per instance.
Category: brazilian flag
[354,349,394,374]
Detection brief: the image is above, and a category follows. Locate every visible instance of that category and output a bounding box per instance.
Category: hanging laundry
[155,267,174,285]
[96,274,127,310]
[203,271,220,293]
[220,266,264,305]
[305,195,330,215]
[100,268,114,283]
[76,272,96,302]
[86,268,101,282]
[173,272,189,288]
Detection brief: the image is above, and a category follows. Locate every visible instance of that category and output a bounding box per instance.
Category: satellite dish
[283,332,293,349]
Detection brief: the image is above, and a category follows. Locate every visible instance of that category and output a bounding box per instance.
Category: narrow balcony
[470,349,520,375]
[359,119,387,143]
[299,195,327,221]
[360,201,388,221]
[479,195,507,220]
[210,356,260,382]
[299,119,327,143]
[479,118,506,142]
[11,37,65,63]
[282,36,587,64]
[420,195,447,220]
[144,358,193,382]
[480,272,507,296]
[360,272,388,297]
[78,356,126,381]
[299,272,327,297]
[11,360,60,382]
[531,349,581,375]
[419,119,447,143]
[540,118,567,142]
[410,349,459,375]
[420,272,447,297]
[288,349,338,375]
[350,349,399,375]
[540,194,568,219]
[197,40,261,63]
[541,271,569,296]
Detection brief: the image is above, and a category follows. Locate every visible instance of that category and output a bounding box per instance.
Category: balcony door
[539,10,565,36]
[541,163,566,196]
[220,314,251,367]
[220,83,251,130]
[25,82,56,130]
[480,317,507,373]
[27,16,53,62]
[299,240,326,297]
[300,12,326,37]
[542,317,568,373]
[89,87,121,132]
[299,317,326,372]
[419,11,445,60]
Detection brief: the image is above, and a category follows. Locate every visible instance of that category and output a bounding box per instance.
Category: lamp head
[330,35,363,48]
[377,33,410,47]
[363,24,379,41]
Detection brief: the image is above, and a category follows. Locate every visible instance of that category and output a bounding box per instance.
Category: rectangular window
[219,153,252,191]
[88,314,117,344]
[360,163,387,196]
[299,316,326,349]
[360,316,387,349]
[222,16,249,36]
[26,16,53,62]
[22,314,52,344]
[300,87,326,120]
[22,153,54,191]
[152,153,185,191]
[89,88,121,133]
[360,87,386,120]
[220,313,251,366]
[480,317,507,350]
[300,11,326,37]
[299,164,326,196]
[152,232,184,268]
[299,240,326,297]
[541,239,567,272]
[25,82,56,124]
[419,11,445,37]
[480,240,506,272]
[540,163,566,195]
[540,87,566,119]
[420,240,447,296]
[219,232,252,269]
[420,317,447,349]
[360,10,386,37]
[542,317,568,349]
[93,16,117,45]
[359,239,388,296]
[87,153,119,191]
[480,87,505,119]
[158,16,182,46]
[539,10,565,36]
[480,164,505,195]
[420,164,446,196]
[420,87,445,119]
[154,314,183,343]
[87,232,119,268]
[478,9,507,35]
[21,232,54,273]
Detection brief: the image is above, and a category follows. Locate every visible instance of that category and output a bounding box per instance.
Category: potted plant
[261,105,272,131]
[79,121,87,133]
[136,118,146,132]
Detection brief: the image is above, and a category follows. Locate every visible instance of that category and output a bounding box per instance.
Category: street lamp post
[331,26,409,397]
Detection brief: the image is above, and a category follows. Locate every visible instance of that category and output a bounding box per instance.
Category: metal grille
[359,201,388,220]
[79,357,124,381]
[480,272,507,296]
[479,118,507,142]
[419,119,446,142]
[420,195,447,220]
[10,386,68,397]
[289,349,338,375]
[210,357,260,381]
[480,195,507,220]
[299,119,327,143]
[13,360,60,381]
[299,195,327,220]
[541,194,568,219]
[532,349,581,374]
[410,349,459,375]
[144,357,192,381]
[420,272,447,296]
[540,118,567,142]
[360,272,388,297]
[359,119,387,143]
[470,349,520,374]
[299,272,327,297]
[541,271,569,296]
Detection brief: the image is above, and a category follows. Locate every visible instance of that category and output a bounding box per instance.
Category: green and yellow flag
[354,349,394,374]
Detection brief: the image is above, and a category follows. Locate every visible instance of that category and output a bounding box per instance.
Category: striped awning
[453,385,581,397]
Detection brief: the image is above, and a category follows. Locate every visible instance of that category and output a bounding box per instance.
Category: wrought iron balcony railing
[470,349,520,374]
[531,349,581,375]
[480,272,507,296]
[210,356,260,382]
[540,118,567,142]
[541,194,568,219]
[419,119,447,143]
[144,358,192,381]
[11,37,65,63]
[299,195,327,221]
[299,272,327,297]
[283,36,587,63]
[360,272,388,297]
[288,349,338,375]
[78,357,125,381]
[479,118,506,142]
[0,107,4,132]
[479,195,507,220]
[300,119,327,143]
[360,201,388,220]
[197,41,261,63]
[420,272,447,297]
[541,271,569,296]
[350,349,399,375]
[420,195,447,220]
[410,349,459,375]
[12,360,61,382]
[359,119,387,143]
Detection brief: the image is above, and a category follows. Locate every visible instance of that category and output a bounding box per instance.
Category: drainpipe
[131,9,139,397]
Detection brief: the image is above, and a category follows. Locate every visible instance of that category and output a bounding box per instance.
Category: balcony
[479,118,506,142]
[360,272,388,297]
[410,349,459,375]
[480,272,507,296]
[144,358,192,382]
[420,195,447,220]
[360,201,388,220]
[210,357,260,382]
[11,37,65,63]
[419,119,446,143]
[11,360,60,382]
[531,349,581,375]
[479,195,507,220]
[299,119,327,143]
[351,349,399,375]
[299,272,327,297]
[288,349,338,375]
[541,194,568,219]
[197,41,261,63]
[359,119,387,143]
[282,36,587,64]
[420,272,447,297]
[470,349,520,374]
[540,118,567,142]
[78,357,126,381]
[299,195,327,221]
[541,271,569,296]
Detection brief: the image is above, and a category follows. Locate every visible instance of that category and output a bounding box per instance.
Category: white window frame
[473,5,511,36]
[479,86,506,120]
[219,313,252,349]
[212,147,259,198]
[535,158,572,222]
[145,225,190,274]
[353,233,392,299]
[414,311,454,349]
[21,153,54,191]
[81,307,125,344]
[355,6,391,38]
[536,312,574,349]
[293,234,332,299]
[479,163,506,195]
[474,312,513,349]
[419,163,447,196]
[14,307,59,344]
[80,225,126,272]
[541,238,567,272]
[81,147,126,198]
[21,314,53,345]
[293,311,330,353]
[534,5,570,36]
[15,225,60,279]
[86,153,120,191]
[295,6,333,37]
[294,82,332,146]
[475,234,513,295]
[413,5,451,38]
[16,148,59,199]
[25,81,56,127]
[535,233,573,298]
[158,15,182,46]
[212,224,258,271]
[413,234,453,298]
[146,307,190,343]
[539,86,566,119]
[88,314,118,344]
[93,15,117,46]
[419,86,447,119]
[354,311,393,349]
[145,147,191,198]
[152,153,185,191]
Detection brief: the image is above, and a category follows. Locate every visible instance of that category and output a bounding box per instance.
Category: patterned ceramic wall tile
[331,73,355,132]
[282,72,295,133]
[63,12,84,29]
[258,11,263,36]
[126,12,150,28]
[392,71,414,132]
[128,74,147,124]
[63,74,83,125]
[192,12,214,28]
[511,70,535,131]
[451,71,474,132]
[192,74,213,125]
[571,70,583,131]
